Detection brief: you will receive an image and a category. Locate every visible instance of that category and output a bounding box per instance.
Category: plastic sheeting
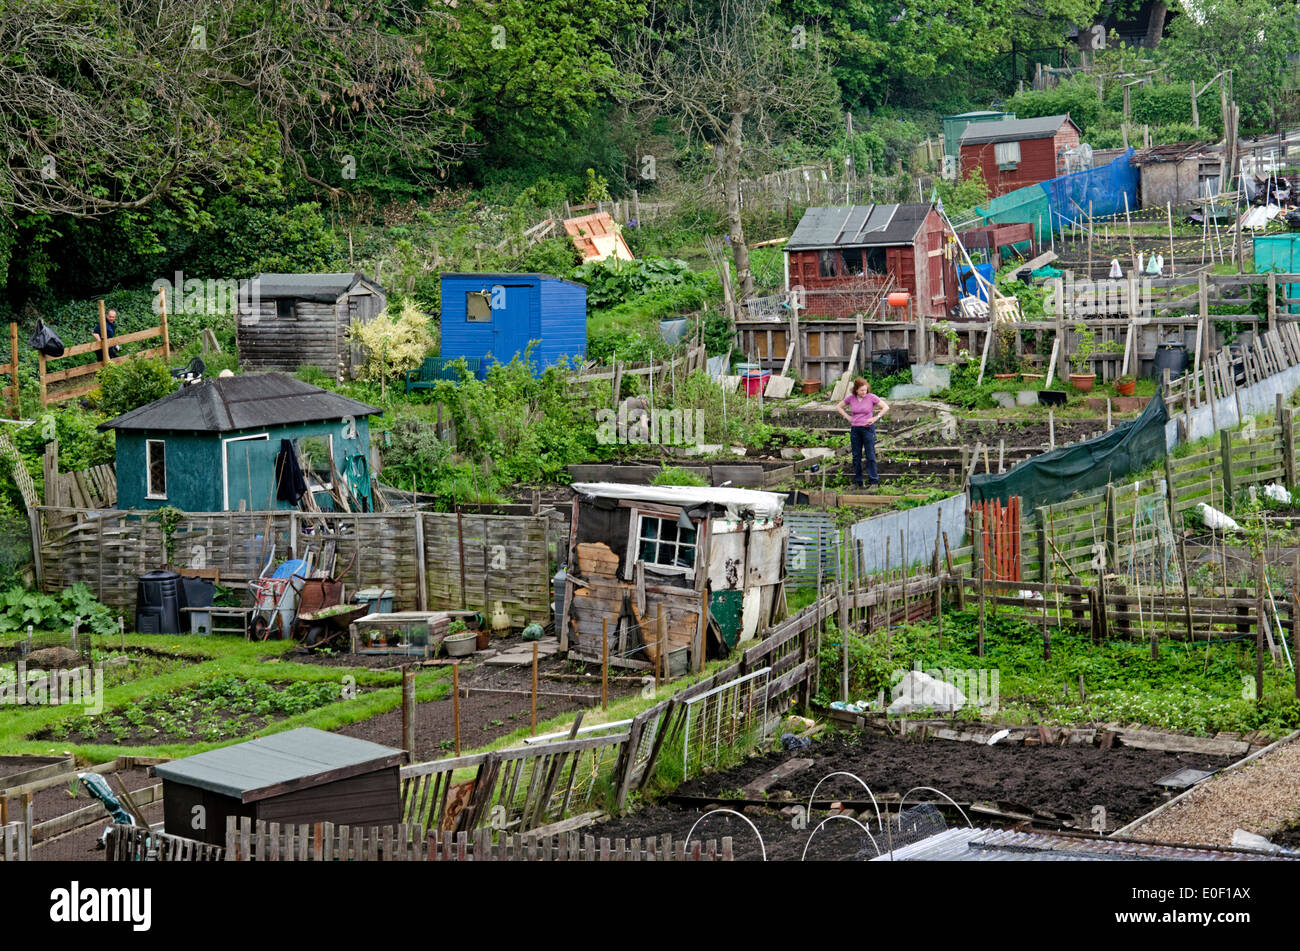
[969,393,1170,510]
[1254,234,1300,315]
[974,148,1139,243]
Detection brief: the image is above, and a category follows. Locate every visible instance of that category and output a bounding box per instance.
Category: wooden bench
[405,357,482,391]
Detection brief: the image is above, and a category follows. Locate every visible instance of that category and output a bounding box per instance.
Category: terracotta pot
[1116,379,1136,396]
[1069,373,1096,393]
[475,627,491,651]
[800,379,821,394]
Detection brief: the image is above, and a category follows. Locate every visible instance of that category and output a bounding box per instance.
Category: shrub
[92,357,175,418]
[347,299,436,399]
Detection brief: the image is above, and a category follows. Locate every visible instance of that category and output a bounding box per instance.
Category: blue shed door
[489,284,535,369]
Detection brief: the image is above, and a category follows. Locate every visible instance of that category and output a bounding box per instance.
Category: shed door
[488,284,534,369]
[223,435,273,511]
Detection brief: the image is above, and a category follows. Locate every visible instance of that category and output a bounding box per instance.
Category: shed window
[146,440,167,499]
[841,248,864,276]
[466,291,492,322]
[276,299,295,320]
[636,515,697,576]
[994,141,1021,169]
[818,250,839,278]
[864,248,887,274]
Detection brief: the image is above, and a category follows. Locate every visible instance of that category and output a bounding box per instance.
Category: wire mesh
[681,667,770,779]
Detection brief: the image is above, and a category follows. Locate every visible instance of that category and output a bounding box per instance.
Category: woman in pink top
[837,378,890,487]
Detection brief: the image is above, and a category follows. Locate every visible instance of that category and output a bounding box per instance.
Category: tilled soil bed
[588,729,1234,860]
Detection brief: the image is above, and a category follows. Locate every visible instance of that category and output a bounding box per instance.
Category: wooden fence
[106,824,225,861]
[0,821,30,862]
[36,507,554,625]
[36,297,171,406]
[108,821,734,861]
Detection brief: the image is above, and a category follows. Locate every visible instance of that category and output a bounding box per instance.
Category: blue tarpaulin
[974,148,1139,240]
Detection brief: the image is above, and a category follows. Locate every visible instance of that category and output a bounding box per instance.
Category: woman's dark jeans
[851,425,877,486]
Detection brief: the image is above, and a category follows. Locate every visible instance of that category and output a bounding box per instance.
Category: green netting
[970,393,1170,509]
[974,186,1053,243]
[1254,234,1300,315]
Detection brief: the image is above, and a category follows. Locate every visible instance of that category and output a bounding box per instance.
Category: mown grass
[0,634,450,761]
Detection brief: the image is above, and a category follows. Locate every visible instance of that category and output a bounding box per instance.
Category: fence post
[1256,551,1266,706]
[1219,430,1235,511]
[974,509,985,658]
[1283,406,1297,490]
[1104,484,1118,573]
[1163,452,1178,529]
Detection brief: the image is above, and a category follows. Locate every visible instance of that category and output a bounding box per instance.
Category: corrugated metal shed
[100,373,380,434]
[786,204,931,251]
[243,272,380,303]
[154,728,405,803]
[959,115,1077,146]
[876,827,1297,861]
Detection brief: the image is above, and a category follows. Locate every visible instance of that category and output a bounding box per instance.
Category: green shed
[100,373,379,512]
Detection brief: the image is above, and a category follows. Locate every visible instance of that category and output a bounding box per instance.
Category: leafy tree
[1160,0,1299,135]
[348,300,436,399]
[618,0,840,298]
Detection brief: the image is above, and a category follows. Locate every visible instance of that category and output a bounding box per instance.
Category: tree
[1160,0,1299,135]
[348,300,436,399]
[777,0,1105,108]
[0,0,465,221]
[617,0,839,299]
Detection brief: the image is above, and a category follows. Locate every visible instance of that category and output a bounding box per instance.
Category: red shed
[784,203,951,319]
[959,114,1082,198]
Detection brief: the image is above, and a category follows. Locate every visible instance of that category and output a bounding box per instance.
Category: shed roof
[570,482,785,520]
[99,372,380,434]
[243,273,382,303]
[153,728,405,803]
[786,204,932,251]
[959,114,1076,146]
[441,272,587,290]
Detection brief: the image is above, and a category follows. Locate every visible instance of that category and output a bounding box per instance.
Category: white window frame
[145,439,167,500]
[994,140,1021,169]
[633,513,699,579]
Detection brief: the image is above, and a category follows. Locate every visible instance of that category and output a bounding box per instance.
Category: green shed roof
[153,728,405,803]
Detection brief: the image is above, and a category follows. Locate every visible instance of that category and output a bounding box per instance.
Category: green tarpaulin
[970,393,1170,510]
[1254,234,1300,315]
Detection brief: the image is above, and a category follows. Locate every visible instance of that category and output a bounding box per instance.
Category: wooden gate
[972,496,1021,582]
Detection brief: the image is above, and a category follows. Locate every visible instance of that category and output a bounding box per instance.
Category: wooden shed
[237,272,386,379]
[784,203,951,319]
[1131,142,1220,210]
[561,483,787,675]
[155,728,405,846]
[959,114,1082,198]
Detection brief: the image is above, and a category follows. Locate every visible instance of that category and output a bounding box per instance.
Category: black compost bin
[136,569,182,634]
[871,348,910,378]
[1152,342,1188,382]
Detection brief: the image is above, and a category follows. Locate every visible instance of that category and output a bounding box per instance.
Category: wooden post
[1220,430,1235,511]
[157,286,171,360]
[456,508,467,609]
[6,321,17,418]
[658,606,667,683]
[1177,532,1194,645]
[1256,551,1266,705]
[452,662,461,755]
[974,509,985,658]
[839,528,849,703]
[531,640,539,734]
[601,616,609,711]
[401,665,415,758]
[1104,483,1119,573]
[97,301,110,368]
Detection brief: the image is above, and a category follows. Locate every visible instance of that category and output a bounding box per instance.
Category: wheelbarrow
[247,547,313,641]
[294,602,370,649]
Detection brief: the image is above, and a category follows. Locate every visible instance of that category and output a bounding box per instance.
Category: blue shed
[439,273,587,376]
